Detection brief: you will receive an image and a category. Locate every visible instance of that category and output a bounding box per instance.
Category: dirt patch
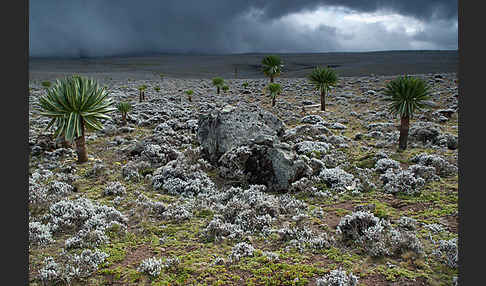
[358,275,429,286]
[397,202,431,212]
[115,244,156,269]
[323,201,356,229]
[358,274,394,286]
[444,213,459,233]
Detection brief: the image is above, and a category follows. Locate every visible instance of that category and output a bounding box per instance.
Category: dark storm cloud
[29,0,457,58]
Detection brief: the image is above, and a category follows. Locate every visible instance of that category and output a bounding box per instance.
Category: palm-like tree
[138,84,148,102]
[212,77,224,95]
[267,83,282,107]
[222,85,229,93]
[37,75,116,163]
[117,102,132,125]
[262,55,283,83]
[384,75,431,150]
[307,67,338,111]
[185,90,194,102]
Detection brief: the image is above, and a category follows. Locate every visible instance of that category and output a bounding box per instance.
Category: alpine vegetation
[433,238,458,268]
[228,242,255,263]
[212,77,224,95]
[37,75,116,163]
[308,67,338,111]
[200,184,306,242]
[29,69,458,285]
[337,211,423,257]
[317,167,361,193]
[39,249,109,284]
[374,158,401,173]
[151,155,217,197]
[103,181,126,196]
[185,89,194,102]
[29,179,75,210]
[316,268,358,286]
[116,101,132,125]
[384,75,431,150]
[44,198,127,249]
[29,221,54,246]
[410,153,458,177]
[262,55,283,83]
[138,257,164,277]
[138,84,148,102]
[267,82,282,107]
[380,169,426,195]
[222,84,229,93]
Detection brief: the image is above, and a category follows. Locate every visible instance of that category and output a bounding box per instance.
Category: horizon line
[29,49,458,60]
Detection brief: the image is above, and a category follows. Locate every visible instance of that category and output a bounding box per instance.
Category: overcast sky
[29,0,458,58]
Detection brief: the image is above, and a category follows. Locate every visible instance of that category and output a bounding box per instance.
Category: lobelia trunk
[122,113,127,125]
[270,76,274,83]
[398,115,410,150]
[320,90,326,111]
[74,119,89,163]
[272,95,276,107]
[139,90,143,102]
[217,87,220,95]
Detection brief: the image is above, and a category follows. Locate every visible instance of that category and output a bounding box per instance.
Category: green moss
[323,208,351,217]
[98,266,124,280]
[100,244,128,266]
[196,209,214,219]
[355,153,377,169]
[234,257,321,286]
[320,247,362,269]
[305,150,322,158]
[376,264,428,282]
[369,200,398,220]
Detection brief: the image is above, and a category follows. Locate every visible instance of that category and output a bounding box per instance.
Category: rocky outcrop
[217,135,312,191]
[198,105,311,191]
[197,105,285,164]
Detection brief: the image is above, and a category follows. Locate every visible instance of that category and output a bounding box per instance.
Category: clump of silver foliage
[337,211,423,257]
[228,242,255,263]
[39,249,109,284]
[315,268,358,286]
[42,198,128,249]
[433,238,458,268]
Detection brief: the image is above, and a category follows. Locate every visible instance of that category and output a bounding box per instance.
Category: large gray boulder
[198,105,311,191]
[197,105,285,164]
[217,141,312,192]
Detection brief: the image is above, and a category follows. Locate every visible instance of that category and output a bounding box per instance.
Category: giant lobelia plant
[307,66,338,111]
[267,83,282,107]
[262,55,283,83]
[384,75,431,150]
[37,75,116,163]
